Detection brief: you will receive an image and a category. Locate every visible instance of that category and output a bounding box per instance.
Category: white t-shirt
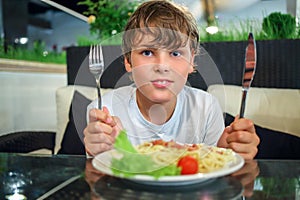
[87,85,224,146]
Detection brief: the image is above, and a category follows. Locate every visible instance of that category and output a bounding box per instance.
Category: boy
[84,0,259,160]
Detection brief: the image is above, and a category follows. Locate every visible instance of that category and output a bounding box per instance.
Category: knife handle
[239,89,248,118]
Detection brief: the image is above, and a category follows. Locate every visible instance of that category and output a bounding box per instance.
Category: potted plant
[66,0,143,87]
[262,12,297,39]
[77,0,142,42]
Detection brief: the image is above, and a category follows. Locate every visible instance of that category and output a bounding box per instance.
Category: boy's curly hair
[122,0,200,63]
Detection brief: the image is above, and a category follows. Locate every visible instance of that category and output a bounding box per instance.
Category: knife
[239,33,257,118]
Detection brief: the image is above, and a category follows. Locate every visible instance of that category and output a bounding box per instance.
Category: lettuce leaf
[113,130,137,153]
[111,130,181,178]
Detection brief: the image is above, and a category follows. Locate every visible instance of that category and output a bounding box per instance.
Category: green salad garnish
[111,130,181,178]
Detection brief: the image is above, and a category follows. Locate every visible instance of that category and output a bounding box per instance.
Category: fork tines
[89,44,104,67]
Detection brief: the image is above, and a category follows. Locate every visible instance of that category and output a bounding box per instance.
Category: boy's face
[125,31,195,104]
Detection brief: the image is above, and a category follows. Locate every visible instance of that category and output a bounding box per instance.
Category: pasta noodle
[135,140,236,173]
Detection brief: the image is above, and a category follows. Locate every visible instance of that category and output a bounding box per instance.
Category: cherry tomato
[151,139,166,146]
[177,156,199,175]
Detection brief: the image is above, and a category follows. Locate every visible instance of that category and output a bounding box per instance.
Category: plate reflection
[93,175,243,200]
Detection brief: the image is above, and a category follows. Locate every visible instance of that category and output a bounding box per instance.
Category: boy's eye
[142,50,153,56]
[171,51,181,57]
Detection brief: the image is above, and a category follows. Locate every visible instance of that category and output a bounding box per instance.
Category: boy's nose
[154,64,170,73]
[154,52,170,72]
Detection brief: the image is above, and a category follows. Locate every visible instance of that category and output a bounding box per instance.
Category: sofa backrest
[66,40,300,90]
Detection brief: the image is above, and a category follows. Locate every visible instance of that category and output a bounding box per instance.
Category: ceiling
[24,0,88,30]
[28,0,88,15]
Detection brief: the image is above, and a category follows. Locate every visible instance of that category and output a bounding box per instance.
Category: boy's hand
[217,116,260,160]
[83,107,123,156]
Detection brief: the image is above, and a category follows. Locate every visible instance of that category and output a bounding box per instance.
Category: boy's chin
[147,91,177,103]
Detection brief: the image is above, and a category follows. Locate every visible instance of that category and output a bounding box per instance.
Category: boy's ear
[124,57,132,72]
[188,51,195,73]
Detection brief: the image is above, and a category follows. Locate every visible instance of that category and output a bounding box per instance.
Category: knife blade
[239,33,257,118]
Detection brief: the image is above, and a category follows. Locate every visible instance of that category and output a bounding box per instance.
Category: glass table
[0,153,299,200]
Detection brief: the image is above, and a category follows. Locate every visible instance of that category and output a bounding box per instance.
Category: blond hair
[122,0,200,63]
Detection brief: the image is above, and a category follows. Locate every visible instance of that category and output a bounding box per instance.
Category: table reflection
[251,161,300,200]
[0,154,86,199]
[85,159,259,200]
[230,160,259,197]
[2,171,31,200]
[0,153,299,200]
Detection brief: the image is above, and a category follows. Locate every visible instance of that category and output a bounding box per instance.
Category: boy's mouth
[151,79,173,88]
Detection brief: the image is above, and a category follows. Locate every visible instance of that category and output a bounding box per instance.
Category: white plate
[92,149,244,186]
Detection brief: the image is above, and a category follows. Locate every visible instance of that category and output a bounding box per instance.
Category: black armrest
[0,131,56,154]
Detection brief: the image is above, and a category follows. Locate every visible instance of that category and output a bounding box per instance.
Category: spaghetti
[136,140,236,173]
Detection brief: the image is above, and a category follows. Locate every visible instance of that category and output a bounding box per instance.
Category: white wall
[0,71,67,136]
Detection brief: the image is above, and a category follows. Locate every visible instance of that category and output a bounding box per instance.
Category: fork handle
[239,89,248,118]
[96,81,102,109]
[97,87,102,109]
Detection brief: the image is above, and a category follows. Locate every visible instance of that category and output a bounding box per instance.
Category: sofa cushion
[58,91,90,154]
[55,85,111,154]
[207,84,300,138]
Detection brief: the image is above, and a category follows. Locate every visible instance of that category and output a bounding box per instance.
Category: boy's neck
[135,90,176,125]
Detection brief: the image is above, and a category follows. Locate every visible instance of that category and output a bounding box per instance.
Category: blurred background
[0,0,294,52]
[0,0,298,136]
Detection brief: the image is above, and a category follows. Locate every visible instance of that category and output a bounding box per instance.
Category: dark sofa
[60,40,300,159]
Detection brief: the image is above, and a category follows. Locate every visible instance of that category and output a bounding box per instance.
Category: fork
[89,44,104,109]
